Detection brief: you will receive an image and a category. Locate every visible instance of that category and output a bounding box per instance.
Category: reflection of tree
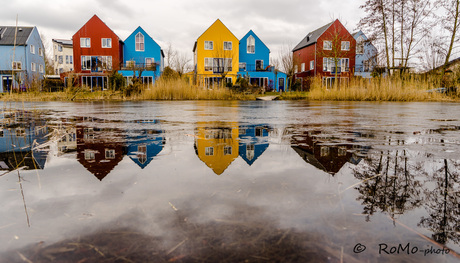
[419,159,460,244]
[354,139,424,221]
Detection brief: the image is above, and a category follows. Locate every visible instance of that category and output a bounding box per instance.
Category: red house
[72,15,123,90]
[292,19,356,89]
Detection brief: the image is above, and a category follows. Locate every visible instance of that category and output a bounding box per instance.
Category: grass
[0,76,458,102]
[307,76,458,102]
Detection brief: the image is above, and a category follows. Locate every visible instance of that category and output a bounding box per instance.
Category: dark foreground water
[0,101,458,263]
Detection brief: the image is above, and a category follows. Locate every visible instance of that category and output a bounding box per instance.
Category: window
[224,41,232,50]
[356,36,364,54]
[82,56,112,71]
[225,58,232,71]
[341,58,349,72]
[12,61,22,70]
[204,57,213,71]
[224,146,232,155]
[66,55,69,64]
[84,150,95,160]
[80,38,91,48]
[204,41,213,50]
[320,146,330,157]
[310,60,314,70]
[70,55,73,64]
[247,35,255,53]
[341,41,350,51]
[31,62,36,72]
[58,55,63,64]
[58,45,63,52]
[239,62,246,71]
[256,60,263,70]
[135,32,144,51]
[205,147,214,156]
[39,64,44,73]
[323,40,332,50]
[39,48,43,57]
[294,65,298,73]
[301,63,305,72]
[30,45,35,54]
[323,57,333,72]
[146,57,154,67]
[102,38,112,48]
[338,147,347,156]
[105,149,115,159]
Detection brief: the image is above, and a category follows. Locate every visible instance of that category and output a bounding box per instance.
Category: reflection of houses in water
[238,125,270,165]
[57,127,77,154]
[0,111,48,171]
[126,129,165,169]
[195,123,239,175]
[291,130,369,175]
[76,125,125,181]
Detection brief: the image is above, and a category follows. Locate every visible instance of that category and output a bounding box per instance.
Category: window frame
[102,38,112,48]
[80,38,91,48]
[204,41,213,50]
[323,40,332,50]
[341,41,350,51]
[247,35,255,54]
[224,41,232,50]
[135,32,144,51]
[30,45,35,54]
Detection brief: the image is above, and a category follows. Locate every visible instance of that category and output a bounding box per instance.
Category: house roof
[52,39,73,46]
[73,14,121,41]
[193,19,238,52]
[292,21,334,52]
[0,26,34,46]
[241,30,270,53]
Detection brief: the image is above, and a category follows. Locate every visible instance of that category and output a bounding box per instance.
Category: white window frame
[301,63,305,72]
[39,64,44,73]
[341,41,350,51]
[239,62,246,71]
[105,149,115,159]
[30,45,35,54]
[12,61,22,70]
[204,57,213,71]
[294,65,298,73]
[102,38,112,48]
[39,48,43,57]
[80,38,91,48]
[135,32,144,51]
[204,41,213,50]
[205,147,214,156]
[310,60,314,70]
[247,35,255,54]
[225,58,232,71]
[323,40,332,50]
[224,41,232,50]
[341,58,349,72]
[145,57,154,67]
[31,62,36,72]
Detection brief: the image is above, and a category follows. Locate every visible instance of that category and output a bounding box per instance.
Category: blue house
[118,26,164,86]
[126,128,165,169]
[237,30,287,91]
[353,31,378,78]
[238,124,270,166]
[0,26,46,92]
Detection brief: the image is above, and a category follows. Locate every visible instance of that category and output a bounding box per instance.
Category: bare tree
[172,51,191,77]
[276,43,298,90]
[164,42,177,68]
[438,0,460,81]
[212,38,237,86]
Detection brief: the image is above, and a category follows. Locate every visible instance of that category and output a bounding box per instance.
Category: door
[278,78,285,92]
[2,76,12,92]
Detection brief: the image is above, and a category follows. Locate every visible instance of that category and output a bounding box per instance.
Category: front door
[278,78,285,92]
[2,76,12,92]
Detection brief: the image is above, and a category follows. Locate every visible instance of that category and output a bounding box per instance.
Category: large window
[204,58,213,71]
[323,40,332,50]
[135,32,144,51]
[224,41,232,50]
[81,56,112,71]
[102,38,112,48]
[80,38,91,48]
[323,57,349,72]
[247,35,255,54]
[204,41,213,50]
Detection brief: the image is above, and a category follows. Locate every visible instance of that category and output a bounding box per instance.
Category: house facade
[0,26,45,92]
[52,39,73,75]
[193,19,239,87]
[293,20,356,89]
[237,30,287,91]
[353,31,377,78]
[118,26,164,87]
[72,15,123,91]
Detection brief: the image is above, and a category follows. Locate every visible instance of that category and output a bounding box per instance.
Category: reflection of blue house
[126,129,165,169]
[238,125,270,165]
[237,30,287,91]
[118,26,164,86]
[0,112,48,170]
[353,31,377,78]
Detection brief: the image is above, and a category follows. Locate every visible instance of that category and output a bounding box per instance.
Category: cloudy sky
[1,0,365,62]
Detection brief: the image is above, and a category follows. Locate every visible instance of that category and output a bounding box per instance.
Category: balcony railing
[239,64,274,72]
[205,66,232,73]
[120,63,158,71]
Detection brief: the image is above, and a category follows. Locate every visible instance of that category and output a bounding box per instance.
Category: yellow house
[193,19,239,87]
[194,122,239,175]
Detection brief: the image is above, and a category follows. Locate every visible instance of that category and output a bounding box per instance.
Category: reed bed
[308,76,456,101]
[138,78,255,100]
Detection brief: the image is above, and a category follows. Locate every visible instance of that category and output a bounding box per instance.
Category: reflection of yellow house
[195,123,239,175]
[193,19,239,87]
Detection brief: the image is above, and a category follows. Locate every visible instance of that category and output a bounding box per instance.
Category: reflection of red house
[293,19,356,89]
[71,15,123,90]
[76,126,125,181]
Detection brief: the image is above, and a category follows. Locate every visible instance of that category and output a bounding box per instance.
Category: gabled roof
[0,26,34,46]
[240,30,270,53]
[73,14,121,41]
[292,21,334,52]
[193,19,238,52]
[52,39,73,46]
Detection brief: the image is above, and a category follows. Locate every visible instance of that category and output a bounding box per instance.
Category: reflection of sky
[0,101,459,262]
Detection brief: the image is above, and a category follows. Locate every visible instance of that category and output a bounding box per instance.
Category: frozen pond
[0,100,459,262]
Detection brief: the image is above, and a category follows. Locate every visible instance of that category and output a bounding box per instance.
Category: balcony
[120,63,158,71]
[239,64,274,72]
